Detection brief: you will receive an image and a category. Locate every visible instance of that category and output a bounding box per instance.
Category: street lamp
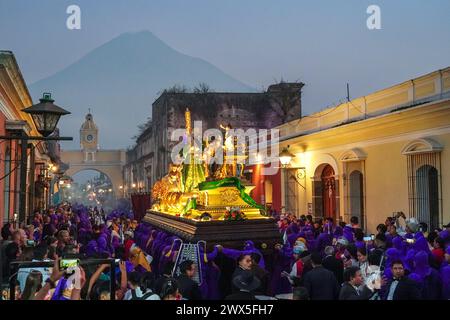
[22,93,70,137]
[279,146,295,167]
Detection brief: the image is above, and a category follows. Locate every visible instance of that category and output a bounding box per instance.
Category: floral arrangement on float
[223,207,247,221]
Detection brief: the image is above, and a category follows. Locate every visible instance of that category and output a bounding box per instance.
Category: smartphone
[406,238,415,244]
[363,236,372,241]
[371,234,375,241]
[59,259,80,270]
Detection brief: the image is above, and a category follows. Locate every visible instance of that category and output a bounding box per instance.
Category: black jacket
[176,274,203,300]
[225,290,257,300]
[339,283,374,300]
[251,265,269,295]
[303,266,339,300]
[381,277,422,300]
[231,266,248,293]
[322,255,344,284]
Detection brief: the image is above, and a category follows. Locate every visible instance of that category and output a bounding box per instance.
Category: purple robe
[316,232,333,253]
[158,237,181,273]
[440,265,450,300]
[383,248,401,279]
[409,251,442,299]
[268,243,292,296]
[392,236,406,256]
[343,226,354,243]
[355,240,365,250]
[221,240,265,269]
[403,249,417,273]
[51,278,70,300]
[198,246,220,299]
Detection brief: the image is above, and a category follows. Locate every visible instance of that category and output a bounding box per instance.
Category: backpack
[130,289,157,300]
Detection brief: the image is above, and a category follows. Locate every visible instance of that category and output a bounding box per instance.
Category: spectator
[431,237,445,265]
[350,216,359,229]
[357,247,370,281]
[322,246,344,285]
[154,262,174,296]
[339,266,375,300]
[382,260,421,300]
[303,252,339,300]
[284,243,306,286]
[56,230,71,256]
[21,270,43,300]
[225,271,259,300]
[139,272,160,300]
[374,233,387,250]
[124,272,142,300]
[175,260,202,300]
[250,253,269,294]
[159,278,181,300]
[231,254,252,292]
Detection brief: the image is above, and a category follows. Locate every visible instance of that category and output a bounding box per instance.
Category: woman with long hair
[21,270,43,300]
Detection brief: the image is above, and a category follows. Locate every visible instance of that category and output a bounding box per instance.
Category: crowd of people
[1,204,449,300]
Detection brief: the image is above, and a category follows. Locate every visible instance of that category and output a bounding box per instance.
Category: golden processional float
[143,108,281,249]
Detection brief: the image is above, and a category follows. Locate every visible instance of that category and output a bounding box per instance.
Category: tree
[193,82,213,93]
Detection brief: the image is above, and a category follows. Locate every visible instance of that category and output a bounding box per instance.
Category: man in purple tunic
[408,250,442,299]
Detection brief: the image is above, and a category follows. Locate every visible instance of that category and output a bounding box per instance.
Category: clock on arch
[86,134,94,142]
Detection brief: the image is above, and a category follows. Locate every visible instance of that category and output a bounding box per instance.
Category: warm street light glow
[279,147,295,167]
[108,188,112,192]
[132,183,136,188]
[119,185,123,189]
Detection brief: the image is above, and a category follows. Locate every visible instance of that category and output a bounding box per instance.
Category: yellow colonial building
[277,67,450,233]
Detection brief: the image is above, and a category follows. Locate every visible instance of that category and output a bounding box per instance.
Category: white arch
[339,148,367,162]
[401,138,443,155]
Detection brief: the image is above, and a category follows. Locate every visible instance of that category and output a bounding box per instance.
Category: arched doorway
[416,165,439,230]
[321,165,337,219]
[349,170,364,228]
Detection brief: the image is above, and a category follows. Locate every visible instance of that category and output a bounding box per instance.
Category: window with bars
[407,152,442,230]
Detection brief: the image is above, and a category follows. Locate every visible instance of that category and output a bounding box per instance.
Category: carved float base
[143,210,282,251]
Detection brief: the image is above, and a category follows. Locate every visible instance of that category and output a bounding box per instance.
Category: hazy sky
[1,0,450,132]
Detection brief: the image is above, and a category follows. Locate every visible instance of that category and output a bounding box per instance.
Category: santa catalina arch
[60,112,126,197]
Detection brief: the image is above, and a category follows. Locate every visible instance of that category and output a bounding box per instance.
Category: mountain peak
[29,32,254,149]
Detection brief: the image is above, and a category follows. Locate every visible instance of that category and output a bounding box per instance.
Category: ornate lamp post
[279,146,295,214]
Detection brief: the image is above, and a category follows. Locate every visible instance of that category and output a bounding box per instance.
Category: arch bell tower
[80,111,98,162]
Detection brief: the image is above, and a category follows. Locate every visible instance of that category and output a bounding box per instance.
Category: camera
[406,238,415,244]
